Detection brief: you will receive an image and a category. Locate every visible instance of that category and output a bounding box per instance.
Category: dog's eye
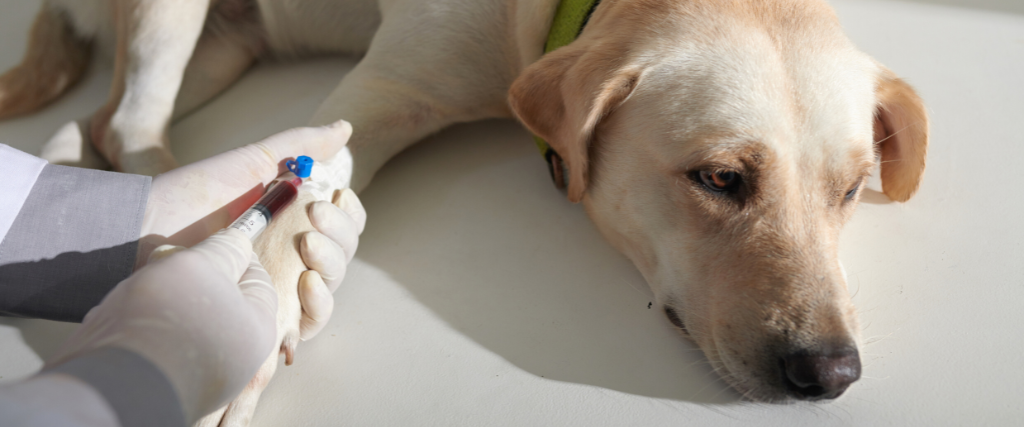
[698,170,741,193]
[844,183,861,201]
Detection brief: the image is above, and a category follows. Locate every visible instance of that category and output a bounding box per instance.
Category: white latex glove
[158,192,368,340]
[297,190,366,339]
[138,120,352,262]
[137,120,364,340]
[47,228,277,425]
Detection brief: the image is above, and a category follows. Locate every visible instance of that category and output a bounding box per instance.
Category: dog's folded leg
[91,0,211,175]
[172,1,262,122]
[0,3,91,119]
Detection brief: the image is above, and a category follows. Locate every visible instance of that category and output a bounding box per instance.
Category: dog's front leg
[90,0,211,175]
[0,3,92,120]
[307,66,464,192]
[306,22,513,191]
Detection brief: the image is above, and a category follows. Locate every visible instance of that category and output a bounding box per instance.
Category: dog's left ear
[509,41,645,203]
[874,68,929,202]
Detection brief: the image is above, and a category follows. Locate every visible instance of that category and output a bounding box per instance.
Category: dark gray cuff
[0,164,150,322]
[46,347,186,427]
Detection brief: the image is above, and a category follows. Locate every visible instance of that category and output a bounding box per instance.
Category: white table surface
[1,0,1022,425]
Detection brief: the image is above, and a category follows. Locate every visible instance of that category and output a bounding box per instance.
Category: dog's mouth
[663,305,861,403]
[663,306,688,335]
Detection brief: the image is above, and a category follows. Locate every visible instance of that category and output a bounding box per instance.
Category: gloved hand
[149,193,367,341]
[297,190,366,339]
[137,120,366,340]
[138,120,353,261]
[47,229,277,425]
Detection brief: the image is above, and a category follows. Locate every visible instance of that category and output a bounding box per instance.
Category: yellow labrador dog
[0,0,928,423]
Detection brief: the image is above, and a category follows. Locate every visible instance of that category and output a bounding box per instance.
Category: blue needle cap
[286,156,314,178]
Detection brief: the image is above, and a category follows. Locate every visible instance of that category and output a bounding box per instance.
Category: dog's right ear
[509,43,645,203]
[874,68,929,202]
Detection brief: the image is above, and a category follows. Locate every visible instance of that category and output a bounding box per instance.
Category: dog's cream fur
[0,0,929,423]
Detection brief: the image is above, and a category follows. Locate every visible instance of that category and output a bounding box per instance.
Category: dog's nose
[781,347,861,400]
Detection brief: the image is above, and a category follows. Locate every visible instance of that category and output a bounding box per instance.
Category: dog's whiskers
[621,280,653,299]
[862,329,898,346]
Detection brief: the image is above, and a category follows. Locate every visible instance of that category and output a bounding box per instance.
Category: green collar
[535,0,602,190]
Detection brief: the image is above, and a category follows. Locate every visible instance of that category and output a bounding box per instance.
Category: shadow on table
[356,119,743,405]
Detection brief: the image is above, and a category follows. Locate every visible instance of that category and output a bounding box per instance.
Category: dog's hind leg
[0,3,91,119]
[40,1,260,170]
[171,36,256,122]
[88,0,211,175]
[172,0,263,121]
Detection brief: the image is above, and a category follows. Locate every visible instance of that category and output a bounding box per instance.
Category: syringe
[230,156,314,240]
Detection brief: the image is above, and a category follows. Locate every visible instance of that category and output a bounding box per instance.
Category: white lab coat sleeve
[0,144,47,243]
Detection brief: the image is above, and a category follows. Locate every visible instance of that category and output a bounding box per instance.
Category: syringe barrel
[229,176,302,240]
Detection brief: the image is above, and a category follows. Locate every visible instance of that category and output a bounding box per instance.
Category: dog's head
[510,0,927,402]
